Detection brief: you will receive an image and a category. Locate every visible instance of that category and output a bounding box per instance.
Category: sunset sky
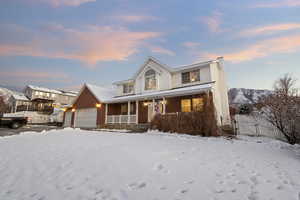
[1,0,300,91]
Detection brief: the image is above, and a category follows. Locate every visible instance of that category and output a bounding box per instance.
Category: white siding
[171,65,212,88]
[210,62,231,126]
[135,60,172,94]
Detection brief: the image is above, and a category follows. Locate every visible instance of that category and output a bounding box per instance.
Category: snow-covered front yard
[0,129,299,200]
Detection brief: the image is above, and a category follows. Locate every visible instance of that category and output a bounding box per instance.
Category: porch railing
[107,115,137,124]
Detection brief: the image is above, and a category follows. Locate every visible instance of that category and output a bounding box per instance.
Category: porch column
[135,100,139,124]
[105,104,108,124]
[15,101,18,113]
[127,101,130,124]
[163,97,166,115]
[152,99,155,117]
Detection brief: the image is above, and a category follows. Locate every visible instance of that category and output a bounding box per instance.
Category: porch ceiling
[105,82,213,103]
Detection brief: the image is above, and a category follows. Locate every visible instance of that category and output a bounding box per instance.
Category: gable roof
[11,92,29,101]
[113,56,223,85]
[113,57,173,85]
[132,56,173,79]
[71,83,117,105]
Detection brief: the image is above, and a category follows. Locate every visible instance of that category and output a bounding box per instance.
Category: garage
[64,111,73,127]
[74,108,97,128]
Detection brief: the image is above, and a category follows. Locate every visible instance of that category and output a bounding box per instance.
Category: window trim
[144,69,157,91]
[181,69,200,84]
[123,83,134,94]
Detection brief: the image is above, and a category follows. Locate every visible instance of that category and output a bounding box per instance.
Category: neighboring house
[64,57,231,129]
[8,93,31,113]
[8,85,77,115]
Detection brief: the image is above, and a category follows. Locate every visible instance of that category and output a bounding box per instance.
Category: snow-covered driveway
[0,129,299,200]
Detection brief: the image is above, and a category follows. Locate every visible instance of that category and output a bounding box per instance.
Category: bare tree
[258,74,300,144]
[0,96,9,114]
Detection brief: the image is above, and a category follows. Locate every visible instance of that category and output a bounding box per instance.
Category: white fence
[107,115,137,124]
[235,114,286,141]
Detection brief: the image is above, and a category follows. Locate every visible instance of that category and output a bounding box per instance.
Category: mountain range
[228,88,272,105]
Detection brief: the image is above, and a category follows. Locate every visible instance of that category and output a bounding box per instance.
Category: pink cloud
[0,70,71,84]
[201,11,223,33]
[0,24,161,66]
[114,15,159,23]
[147,45,175,56]
[36,0,96,7]
[202,34,300,63]
[239,23,300,37]
[182,42,201,48]
[254,0,300,8]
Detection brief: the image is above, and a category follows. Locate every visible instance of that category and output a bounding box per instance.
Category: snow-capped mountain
[228,88,272,105]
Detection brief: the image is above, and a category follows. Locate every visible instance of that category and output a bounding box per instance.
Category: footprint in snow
[128,182,147,190]
[276,185,284,190]
[154,164,164,171]
[236,180,247,185]
[153,163,170,174]
[160,186,167,190]
[184,180,194,185]
[95,189,103,195]
[180,189,189,194]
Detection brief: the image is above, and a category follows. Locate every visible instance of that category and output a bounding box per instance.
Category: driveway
[0,125,63,137]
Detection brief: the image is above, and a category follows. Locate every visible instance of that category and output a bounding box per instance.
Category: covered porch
[104,83,213,125]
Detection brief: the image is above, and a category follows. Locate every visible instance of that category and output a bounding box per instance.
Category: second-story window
[52,94,56,98]
[123,83,134,94]
[182,69,200,84]
[145,69,157,90]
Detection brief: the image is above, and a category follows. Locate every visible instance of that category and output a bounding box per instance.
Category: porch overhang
[105,82,213,104]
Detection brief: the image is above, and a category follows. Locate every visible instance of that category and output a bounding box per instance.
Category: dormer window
[182,69,200,84]
[123,83,134,94]
[145,69,157,90]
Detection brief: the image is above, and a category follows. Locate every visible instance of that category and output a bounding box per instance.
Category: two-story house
[64,57,230,129]
[9,85,78,114]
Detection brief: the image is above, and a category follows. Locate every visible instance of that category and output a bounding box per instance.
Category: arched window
[145,69,157,90]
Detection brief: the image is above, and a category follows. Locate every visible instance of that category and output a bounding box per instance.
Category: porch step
[98,124,150,133]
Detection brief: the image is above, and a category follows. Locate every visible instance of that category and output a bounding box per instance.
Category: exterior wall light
[96,103,101,108]
[71,108,76,112]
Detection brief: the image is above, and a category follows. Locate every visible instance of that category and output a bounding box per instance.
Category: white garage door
[64,111,72,127]
[74,108,97,128]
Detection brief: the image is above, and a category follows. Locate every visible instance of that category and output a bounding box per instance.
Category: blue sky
[0,0,300,91]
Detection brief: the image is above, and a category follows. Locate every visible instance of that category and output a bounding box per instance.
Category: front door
[147,101,163,122]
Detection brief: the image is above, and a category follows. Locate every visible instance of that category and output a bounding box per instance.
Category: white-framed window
[46,93,50,97]
[182,69,200,84]
[145,69,157,90]
[35,91,39,95]
[52,94,56,98]
[123,83,134,94]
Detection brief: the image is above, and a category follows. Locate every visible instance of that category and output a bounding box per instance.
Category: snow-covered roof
[11,92,29,101]
[72,84,117,105]
[27,85,62,94]
[105,83,213,103]
[27,85,78,97]
[86,84,117,102]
